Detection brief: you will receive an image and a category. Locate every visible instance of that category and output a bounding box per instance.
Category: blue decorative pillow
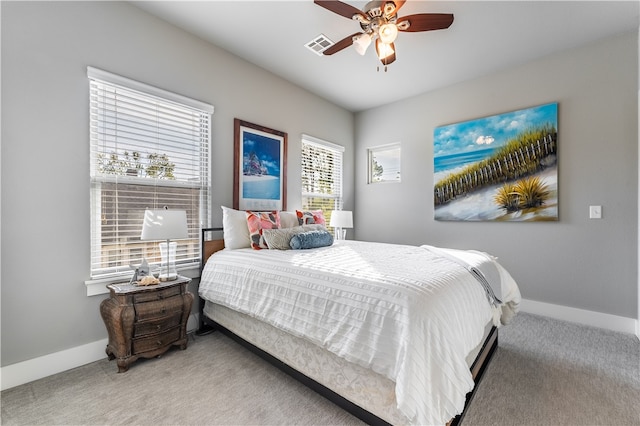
[289,230,334,250]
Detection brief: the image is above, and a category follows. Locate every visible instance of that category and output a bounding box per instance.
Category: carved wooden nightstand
[100,276,193,372]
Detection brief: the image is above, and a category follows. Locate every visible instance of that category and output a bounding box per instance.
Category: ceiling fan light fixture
[353,33,372,55]
[375,39,395,61]
[313,0,453,69]
[383,1,396,16]
[378,22,398,44]
[396,20,410,31]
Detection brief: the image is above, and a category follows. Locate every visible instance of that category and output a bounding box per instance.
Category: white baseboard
[520,298,638,336]
[1,313,202,391]
[1,338,108,391]
[1,305,637,391]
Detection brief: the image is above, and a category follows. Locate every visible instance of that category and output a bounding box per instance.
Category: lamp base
[159,274,178,282]
[159,241,178,282]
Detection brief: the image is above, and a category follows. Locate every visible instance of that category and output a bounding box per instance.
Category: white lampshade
[140,209,188,241]
[140,209,188,281]
[330,210,353,229]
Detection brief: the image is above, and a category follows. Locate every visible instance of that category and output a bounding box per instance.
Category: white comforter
[199,240,520,425]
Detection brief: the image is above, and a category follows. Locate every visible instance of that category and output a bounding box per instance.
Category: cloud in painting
[475,135,495,145]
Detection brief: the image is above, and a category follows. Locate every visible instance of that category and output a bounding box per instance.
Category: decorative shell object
[137,275,160,286]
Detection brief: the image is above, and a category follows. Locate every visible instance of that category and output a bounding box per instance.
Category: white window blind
[301,134,344,228]
[88,67,213,281]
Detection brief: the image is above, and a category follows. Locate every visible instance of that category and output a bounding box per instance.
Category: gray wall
[1,1,637,369]
[0,2,354,366]
[355,31,638,319]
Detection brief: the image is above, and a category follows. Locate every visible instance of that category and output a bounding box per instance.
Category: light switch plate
[589,205,602,219]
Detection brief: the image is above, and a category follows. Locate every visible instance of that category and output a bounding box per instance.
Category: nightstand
[100,276,193,372]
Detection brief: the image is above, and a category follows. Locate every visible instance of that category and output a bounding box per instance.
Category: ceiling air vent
[305,34,334,56]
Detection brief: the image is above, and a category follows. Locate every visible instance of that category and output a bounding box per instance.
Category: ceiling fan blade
[397,13,454,32]
[314,0,366,20]
[387,0,406,15]
[323,32,362,55]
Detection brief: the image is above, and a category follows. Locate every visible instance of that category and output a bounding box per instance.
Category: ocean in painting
[434,147,498,175]
[243,175,280,200]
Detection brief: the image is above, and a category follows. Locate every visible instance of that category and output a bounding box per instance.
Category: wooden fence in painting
[434,132,557,206]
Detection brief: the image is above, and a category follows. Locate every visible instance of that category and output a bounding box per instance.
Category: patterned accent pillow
[246,211,280,250]
[296,210,326,226]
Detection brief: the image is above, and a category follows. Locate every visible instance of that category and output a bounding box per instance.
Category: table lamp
[330,210,353,240]
[140,208,188,281]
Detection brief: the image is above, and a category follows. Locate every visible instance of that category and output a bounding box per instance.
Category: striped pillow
[262,227,303,250]
[262,224,327,250]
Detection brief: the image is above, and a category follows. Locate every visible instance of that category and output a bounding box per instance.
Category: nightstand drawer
[133,285,181,303]
[132,327,181,354]
[134,312,182,337]
[135,295,183,321]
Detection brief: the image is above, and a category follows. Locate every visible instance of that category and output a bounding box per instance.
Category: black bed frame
[196,227,498,426]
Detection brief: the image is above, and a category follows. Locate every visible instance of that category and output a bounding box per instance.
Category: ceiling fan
[314,0,454,70]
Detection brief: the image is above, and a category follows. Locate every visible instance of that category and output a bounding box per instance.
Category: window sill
[85,264,200,296]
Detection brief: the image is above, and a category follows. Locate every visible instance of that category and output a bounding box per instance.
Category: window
[301,134,344,227]
[368,143,401,183]
[88,67,213,282]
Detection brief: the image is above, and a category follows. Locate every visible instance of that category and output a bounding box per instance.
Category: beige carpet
[2,313,639,425]
[462,313,639,426]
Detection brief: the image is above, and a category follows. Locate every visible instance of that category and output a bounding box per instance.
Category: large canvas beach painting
[234,119,287,211]
[434,103,558,221]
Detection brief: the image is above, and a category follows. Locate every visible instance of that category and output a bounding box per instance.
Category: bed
[198,208,521,426]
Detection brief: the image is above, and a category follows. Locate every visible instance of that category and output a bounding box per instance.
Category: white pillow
[279,211,299,228]
[221,206,251,249]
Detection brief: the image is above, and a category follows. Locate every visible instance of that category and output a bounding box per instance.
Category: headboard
[200,227,224,272]
[197,227,224,335]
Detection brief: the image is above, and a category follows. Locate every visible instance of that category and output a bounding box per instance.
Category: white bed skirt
[204,301,492,425]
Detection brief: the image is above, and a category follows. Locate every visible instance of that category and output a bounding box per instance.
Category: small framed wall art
[234,119,287,211]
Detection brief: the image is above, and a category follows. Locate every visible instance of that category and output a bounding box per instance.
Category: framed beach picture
[434,103,558,221]
[233,119,287,211]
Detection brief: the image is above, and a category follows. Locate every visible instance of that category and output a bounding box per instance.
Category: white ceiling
[132,1,639,112]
